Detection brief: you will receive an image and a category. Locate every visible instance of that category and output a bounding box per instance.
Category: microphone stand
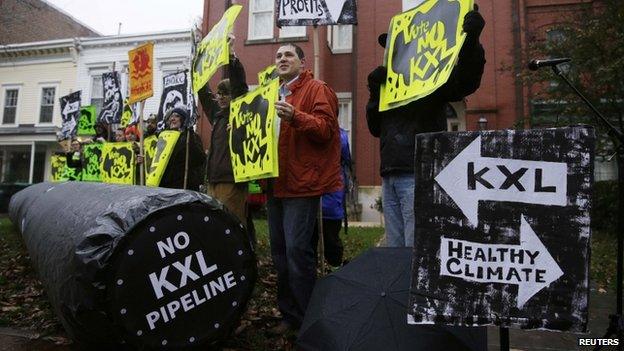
[549,64,624,350]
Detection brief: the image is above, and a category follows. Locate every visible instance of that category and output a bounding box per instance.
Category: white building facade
[0,38,79,183]
[0,30,194,184]
[76,30,193,121]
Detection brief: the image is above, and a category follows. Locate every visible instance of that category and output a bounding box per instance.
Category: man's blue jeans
[382,174,415,247]
[267,195,319,327]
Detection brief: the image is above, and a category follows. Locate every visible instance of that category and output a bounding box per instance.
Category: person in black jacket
[366,6,486,247]
[159,107,205,191]
[198,41,249,225]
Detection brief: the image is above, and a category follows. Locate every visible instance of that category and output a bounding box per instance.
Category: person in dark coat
[366,7,486,247]
[159,107,205,191]
[198,48,249,224]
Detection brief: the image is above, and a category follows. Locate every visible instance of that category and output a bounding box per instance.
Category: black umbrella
[297,247,487,351]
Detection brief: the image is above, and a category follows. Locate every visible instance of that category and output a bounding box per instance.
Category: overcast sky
[46,0,204,36]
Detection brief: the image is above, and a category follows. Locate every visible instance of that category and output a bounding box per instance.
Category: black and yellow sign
[192,5,242,93]
[146,131,180,187]
[120,98,136,128]
[50,154,68,181]
[78,105,96,136]
[380,0,473,111]
[143,134,158,180]
[258,65,277,86]
[82,143,103,182]
[101,142,135,185]
[229,78,279,182]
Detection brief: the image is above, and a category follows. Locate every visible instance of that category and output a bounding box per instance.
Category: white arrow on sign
[439,215,564,308]
[434,135,567,227]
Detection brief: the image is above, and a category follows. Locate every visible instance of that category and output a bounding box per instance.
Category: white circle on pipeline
[127,249,134,255]
[232,301,238,307]
[177,215,183,221]
[238,250,243,256]
[214,323,220,329]
[149,226,155,232]
[136,330,143,336]
[120,308,127,315]
[189,337,195,343]
[204,216,209,222]
[162,340,167,346]
[225,229,231,235]
[240,275,246,281]
[117,279,123,286]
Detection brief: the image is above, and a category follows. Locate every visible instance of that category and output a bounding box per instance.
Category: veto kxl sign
[408,126,594,332]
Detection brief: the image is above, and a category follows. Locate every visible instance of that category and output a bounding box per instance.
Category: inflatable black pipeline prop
[8,182,256,349]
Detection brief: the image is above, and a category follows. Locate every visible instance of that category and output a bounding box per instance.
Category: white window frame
[327,25,353,54]
[336,92,352,151]
[87,65,111,116]
[0,141,35,183]
[36,82,60,126]
[0,84,22,127]
[248,0,275,40]
[279,25,306,38]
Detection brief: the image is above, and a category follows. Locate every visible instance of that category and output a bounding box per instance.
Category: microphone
[528,58,571,70]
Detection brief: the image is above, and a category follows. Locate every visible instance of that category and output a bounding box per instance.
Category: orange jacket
[273,70,342,198]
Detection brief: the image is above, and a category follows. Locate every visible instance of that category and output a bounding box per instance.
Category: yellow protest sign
[50,154,67,181]
[192,5,242,93]
[146,130,180,187]
[101,142,135,185]
[143,134,158,179]
[258,64,277,86]
[380,0,473,111]
[229,78,279,182]
[128,42,154,104]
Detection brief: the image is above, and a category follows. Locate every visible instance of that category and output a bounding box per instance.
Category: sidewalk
[487,285,617,351]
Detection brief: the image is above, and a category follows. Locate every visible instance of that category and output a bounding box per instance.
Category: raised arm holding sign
[366,3,485,248]
[192,5,242,93]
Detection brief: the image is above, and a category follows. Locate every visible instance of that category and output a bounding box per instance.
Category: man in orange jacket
[268,43,342,333]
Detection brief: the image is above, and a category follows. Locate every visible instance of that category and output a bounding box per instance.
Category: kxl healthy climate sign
[408,126,594,332]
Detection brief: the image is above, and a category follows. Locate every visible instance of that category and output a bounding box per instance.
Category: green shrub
[591,180,618,232]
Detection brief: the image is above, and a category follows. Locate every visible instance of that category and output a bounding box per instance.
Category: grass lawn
[0,216,618,349]
[0,217,384,349]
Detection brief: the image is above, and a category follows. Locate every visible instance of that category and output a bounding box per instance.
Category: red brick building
[0,0,100,44]
[201,0,596,219]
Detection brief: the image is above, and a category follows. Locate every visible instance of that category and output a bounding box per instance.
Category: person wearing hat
[159,107,205,190]
[144,114,158,138]
[366,5,486,248]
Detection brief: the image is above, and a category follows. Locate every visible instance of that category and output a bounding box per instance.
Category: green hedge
[592,180,618,233]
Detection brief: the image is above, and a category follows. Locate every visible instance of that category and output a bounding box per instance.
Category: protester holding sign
[159,108,205,190]
[65,138,83,181]
[366,6,486,248]
[267,43,342,333]
[198,38,249,224]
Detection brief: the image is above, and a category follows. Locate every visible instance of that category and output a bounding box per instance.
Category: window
[90,75,104,115]
[0,145,32,183]
[327,25,352,53]
[280,26,306,38]
[2,89,19,125]
[336,92,352,150]
[39,87,56,123]
[248,0,274,40]
[403,0,426,11]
